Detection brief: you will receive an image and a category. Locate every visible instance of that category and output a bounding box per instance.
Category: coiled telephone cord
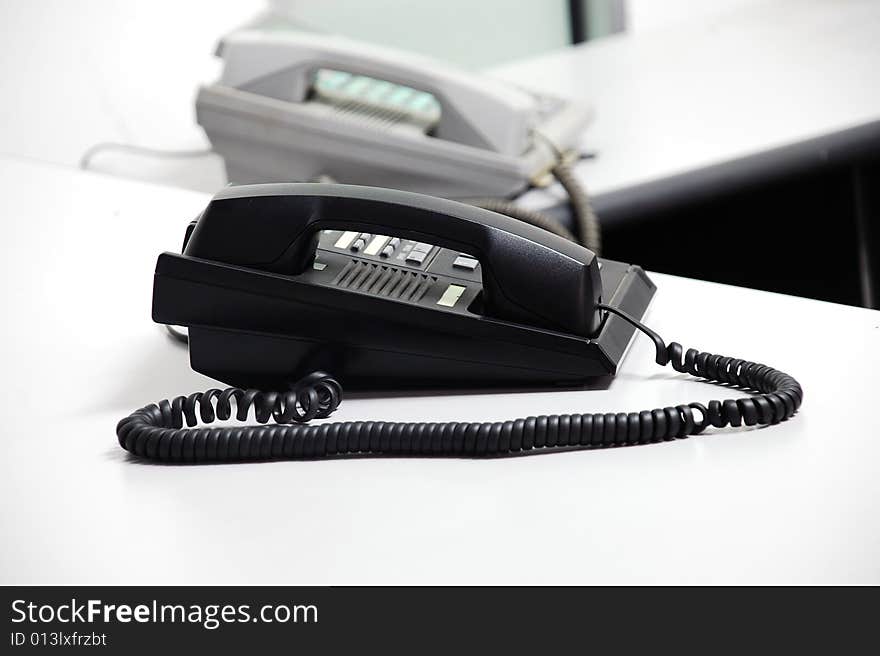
[469,161,601,253]
[118,306,802,463]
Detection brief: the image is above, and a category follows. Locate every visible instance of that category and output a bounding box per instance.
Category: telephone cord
[118,306,802,462]
[469,161,601,253]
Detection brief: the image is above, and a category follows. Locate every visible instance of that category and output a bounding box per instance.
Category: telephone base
[179,259,655,392]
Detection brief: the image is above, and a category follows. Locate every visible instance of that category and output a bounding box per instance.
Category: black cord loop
[117,312,802,463]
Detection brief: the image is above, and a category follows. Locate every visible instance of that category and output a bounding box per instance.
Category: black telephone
[118,184,802,462]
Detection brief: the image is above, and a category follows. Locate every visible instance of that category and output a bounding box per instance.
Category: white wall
[0,0,262,189]
[268,0,572,70]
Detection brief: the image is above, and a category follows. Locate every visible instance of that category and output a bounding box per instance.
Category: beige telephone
[197,30,593,199]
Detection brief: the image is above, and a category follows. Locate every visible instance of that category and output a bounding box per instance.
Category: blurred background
[1,0,878,308]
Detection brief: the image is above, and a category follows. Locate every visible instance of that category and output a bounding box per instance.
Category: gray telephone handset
[196,30,593,198]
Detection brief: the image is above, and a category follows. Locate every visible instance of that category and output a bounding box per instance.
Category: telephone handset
[118,185,803,463]
[196,30,593,198]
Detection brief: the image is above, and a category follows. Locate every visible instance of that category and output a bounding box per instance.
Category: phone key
[315,69,351,90]
[345,76,372,96]
[333,230,360,249]
[364,235,390,256]
[366,80,394,103]
[437,284,466,308]
[406,250,428,265]
[452,255,479,271]
[387,86,413,106]
[408,91,440,114]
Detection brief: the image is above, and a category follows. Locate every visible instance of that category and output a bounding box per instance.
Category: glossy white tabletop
[492,0,880,213]
[1,157,878,584]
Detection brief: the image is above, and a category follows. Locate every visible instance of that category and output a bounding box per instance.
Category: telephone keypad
[316,230,483,315]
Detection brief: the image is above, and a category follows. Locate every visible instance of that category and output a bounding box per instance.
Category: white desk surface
[494,0,880,213]
[1,157,879,585]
